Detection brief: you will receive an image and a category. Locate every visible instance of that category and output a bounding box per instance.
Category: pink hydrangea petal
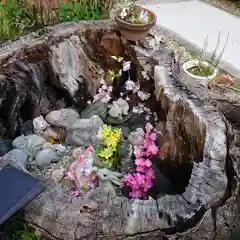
[145,159,152,167]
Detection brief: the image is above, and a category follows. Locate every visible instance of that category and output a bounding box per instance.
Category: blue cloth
[0,164,44,225]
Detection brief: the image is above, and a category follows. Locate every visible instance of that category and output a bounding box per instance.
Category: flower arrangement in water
[123,123,159,199]
[96,125,122,169]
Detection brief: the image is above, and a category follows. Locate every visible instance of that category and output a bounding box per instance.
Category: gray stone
[66,115,103,146]
[128,128,145,146]
[45,108,79,128]
[3,149,28,171]
[12,134,47,155]
[80,102,107,120]
[69,115,103,130]
[35,148,61,167]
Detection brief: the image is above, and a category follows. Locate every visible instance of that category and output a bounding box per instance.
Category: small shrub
[0,0,113,43]
[59,1,102,23]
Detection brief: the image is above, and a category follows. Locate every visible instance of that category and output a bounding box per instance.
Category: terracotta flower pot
[115,5,157,41]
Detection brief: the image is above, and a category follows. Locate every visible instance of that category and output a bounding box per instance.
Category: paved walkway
[142,0,240,78]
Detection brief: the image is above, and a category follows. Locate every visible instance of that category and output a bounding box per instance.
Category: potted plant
[183,33,229,86]
[182,59,218,84]
[115,0,157,41]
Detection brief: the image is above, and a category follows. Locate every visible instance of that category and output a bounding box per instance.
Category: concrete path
[142,0,240,78]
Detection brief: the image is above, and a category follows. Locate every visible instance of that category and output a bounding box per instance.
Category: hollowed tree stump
[0,21,238,239]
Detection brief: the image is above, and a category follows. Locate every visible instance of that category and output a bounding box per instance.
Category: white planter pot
[183,60,218,86]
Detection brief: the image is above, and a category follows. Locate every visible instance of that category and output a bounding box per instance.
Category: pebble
[0,139,13,157]
[3,149,28,170]
[45,108,79,128]
[12,134,47,155]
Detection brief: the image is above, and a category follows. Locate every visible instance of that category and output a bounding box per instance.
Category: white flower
[138,103,145,108]
[123,61,131,71]
[101,94,111,103]
[143,107,151,113]
[100,79,106,85]
[132,106,144,114]
[137,91,151,101]
[102,84,107,90]
[120,8,127,19]
[145,115,150,121]
[108,86,113,93]
[141,70,150,80]
[125,80,136,91]
[139,10,149,23]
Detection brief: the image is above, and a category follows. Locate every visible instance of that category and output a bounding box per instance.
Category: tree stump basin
[0,21,229,239]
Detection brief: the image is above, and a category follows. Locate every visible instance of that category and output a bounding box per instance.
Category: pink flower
[150,133,157,141]
[145,123,153,133]
[146,167,155,179]
[134,146,144,158]
[147,144,159,156]
[122,122,158,199]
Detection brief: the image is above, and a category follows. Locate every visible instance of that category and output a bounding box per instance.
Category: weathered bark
[0,21,239,240]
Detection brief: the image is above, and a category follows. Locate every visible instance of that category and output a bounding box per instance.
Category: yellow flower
[97,125,122,168]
